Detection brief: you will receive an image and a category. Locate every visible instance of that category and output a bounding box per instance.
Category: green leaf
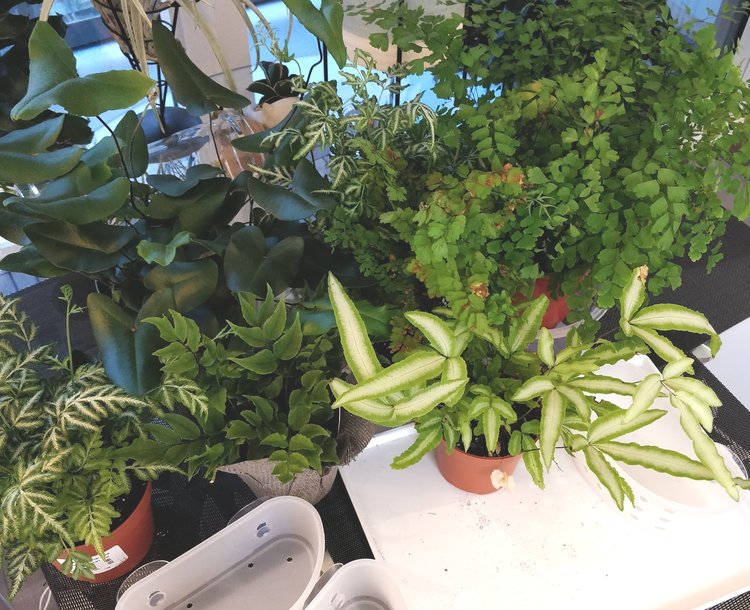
[225,419,254,440]
[262,299,287,341]
[333,351,446,407]
[299,296,392,338]
[11,22,153,120]
[390,425,442,469]
[231,349,278,375]
[137,231,192,266]
[243,160,336,220]
[229,322,267,348]
[619,266,647,322]
[537,327,554,367]
[261,432,289,448]
[404,311,456,357]
[672,391,714,432]
[25,221,135,273]
[568,375,637,396]
[224,226,304,294]
[112,110,148,177]
[512,376,555,402]
[582,446,630,510]
[6,178,130,225]
[587,409,666,444]
[440,357,468,406]
[508,295,548,353]
[0,117,83,182]
[87,293,161,395]
[662,357,695,380]
[143,259,218,314]
[328,273,381,382]
[623,374,662,423]
[596,441,713,479]
[0,245,67,277]
[630,304,721,356]
[283,0,348,68]
[672,396,738,500]
[152,21,248,116]
[330,378,400,426]
[147,165,221,196]
[557,385,591,421]
[163,413,201,440]
[273,313,303,360]
[539,389,564,469]
[289,434,315,451]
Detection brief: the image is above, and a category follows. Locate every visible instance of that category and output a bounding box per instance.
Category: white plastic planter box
[115,496,406,610]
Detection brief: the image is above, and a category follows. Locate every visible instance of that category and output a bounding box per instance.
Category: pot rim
[438,440,518,463]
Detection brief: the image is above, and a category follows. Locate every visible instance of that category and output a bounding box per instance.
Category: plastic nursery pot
[435,441,522,495]
[55,481,155,583]
[531,276,571,329]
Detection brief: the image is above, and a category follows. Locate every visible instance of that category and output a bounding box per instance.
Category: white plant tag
[57,545,129,575]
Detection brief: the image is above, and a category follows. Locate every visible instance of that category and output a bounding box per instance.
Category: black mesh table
[14,219,750,609]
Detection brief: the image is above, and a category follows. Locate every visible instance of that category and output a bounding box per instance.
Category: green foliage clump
[0,289,163,598]
[129,288,341,483]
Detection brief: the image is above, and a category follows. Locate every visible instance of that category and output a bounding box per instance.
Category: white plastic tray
[340,356,750,610]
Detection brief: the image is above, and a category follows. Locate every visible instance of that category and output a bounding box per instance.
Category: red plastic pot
[55,481,154,583]
[435,441,522,494]
[531,277,570,329]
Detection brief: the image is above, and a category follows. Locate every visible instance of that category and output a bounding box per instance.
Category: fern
[152,375,211,422]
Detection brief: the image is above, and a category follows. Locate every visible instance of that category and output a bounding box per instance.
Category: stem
[209,113,228,175]
[65,297,74,379]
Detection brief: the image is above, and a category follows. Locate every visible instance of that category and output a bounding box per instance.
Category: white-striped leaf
[441,357,468,406]
[467,396,491,420]
[491,396,518,421]
[508,295,548,353]
[482,407,500,453]
[664,376,721,407]
[596,440,713,479]
[328,274,382,383]
[554,343,592,365]
[329,378,400,427]
[460,421,472,453]
[623,373,662,423]
[391,379,467,422]
[587,408,666,444]
[582,446,630,510]
[552,359,600,378]
[557,385,591,421]
[512,376,555,402]
[538,327,554,367]
[405,311,456,357]
[522,435,544,489]
[672,395,738,500]
[629,324,686,363]
[620,266,647,322]
[540,389,565,469]
[662,357,695,380]
[672,391,713,433]
[568,375,637,396]
[332,351,446,407]
[391,425,443,469]
[630,304,721,356]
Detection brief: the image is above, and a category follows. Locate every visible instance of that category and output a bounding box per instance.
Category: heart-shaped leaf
[87,293,162,396]
[147,165,221,197]
[137,231,192,266]
[143,259,219,312]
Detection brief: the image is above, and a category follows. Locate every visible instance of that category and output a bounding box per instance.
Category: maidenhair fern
[0,290,165,598]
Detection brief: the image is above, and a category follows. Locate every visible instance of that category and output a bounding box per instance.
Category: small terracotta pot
[435,442,522,494]
[55,482,154,583]
[531,277,571,329]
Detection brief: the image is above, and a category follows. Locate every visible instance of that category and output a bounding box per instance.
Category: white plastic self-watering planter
[115,496,407,610]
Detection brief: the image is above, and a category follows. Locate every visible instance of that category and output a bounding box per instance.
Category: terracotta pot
[435,441,522,494]
[55,482,154,583]
[531,277,570,329]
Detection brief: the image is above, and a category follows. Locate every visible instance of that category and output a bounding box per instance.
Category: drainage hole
[286,557,293,563]
[247,562,254,568]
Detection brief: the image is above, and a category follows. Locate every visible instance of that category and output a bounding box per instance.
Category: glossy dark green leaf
[0,201,41,244]
[11,22,154,120]
[6,177,129,224]
[0,145,82,183]
[143,259,219,312]
[299,296,392,338]
[87,293,162,396]
[149,177,233,234]
[232,349,278,375]
[282,0,347,68]
[224,226,304,294]
[243,159,336,220]
[152,21,249,117]
[25,221,136,273]
[112,110,148,177]
[147,165,221,197]
[0,115,66,153]
[0,244,67,277]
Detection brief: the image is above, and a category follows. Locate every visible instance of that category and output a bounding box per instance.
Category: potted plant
[124,286,373,504]
[298,0,750,333]
[326,268,749,506]
[0,287,166,598]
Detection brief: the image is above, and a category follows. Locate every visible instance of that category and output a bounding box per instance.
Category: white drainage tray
[115,496,406,610]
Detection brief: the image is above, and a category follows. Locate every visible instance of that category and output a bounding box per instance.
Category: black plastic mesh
[41,472,372,610]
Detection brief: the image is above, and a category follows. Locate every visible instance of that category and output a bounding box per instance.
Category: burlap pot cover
[220,410,375,504]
